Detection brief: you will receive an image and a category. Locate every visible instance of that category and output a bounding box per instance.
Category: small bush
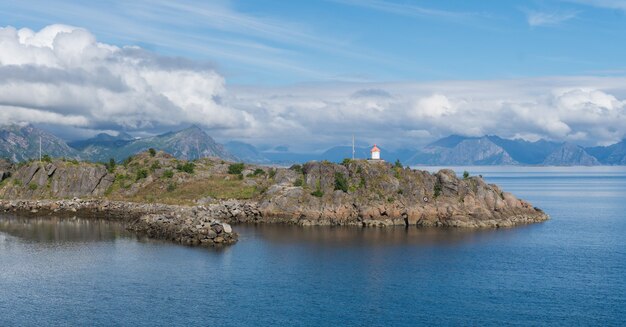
[341,158,352,166]
[28,183,38,190]
[434,182,442,198]
[463,171,470,179]
[136,169,148,181]
[289,164,302,173]
[394,159,402,169]
[294,178,303,187]
[105,158,116,173]
[177,162,195,174]
[148,148,156,157]
[311,189,324,197]
[166,183,176,192]
[123,156,132,167]
[150,162,161,172]
[13,179,22,186]
[269,168,277,178]
[228,163,245,175]
[163,170,174,178]
[237,173,244,180]
[334,172,348,192]
[253,168,265,176]
[42,154,52,163]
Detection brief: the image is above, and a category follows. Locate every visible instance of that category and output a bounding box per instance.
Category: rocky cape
[0,152,549,246]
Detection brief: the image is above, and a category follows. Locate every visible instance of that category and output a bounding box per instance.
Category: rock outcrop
[0,199,237,247]
[0,153,548,232]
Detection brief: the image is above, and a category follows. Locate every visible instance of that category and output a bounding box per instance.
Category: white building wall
[371,151,380,160]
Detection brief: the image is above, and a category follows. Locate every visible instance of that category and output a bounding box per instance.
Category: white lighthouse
[370,144,381,160]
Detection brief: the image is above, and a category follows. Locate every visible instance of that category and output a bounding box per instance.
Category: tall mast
[39,136,42,163]
[352,135,355,160]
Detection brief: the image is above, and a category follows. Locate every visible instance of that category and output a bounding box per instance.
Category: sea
[1,167,625,326]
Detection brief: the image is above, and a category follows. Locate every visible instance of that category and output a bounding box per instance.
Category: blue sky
[3,0,626,84]
[1,0,626,150]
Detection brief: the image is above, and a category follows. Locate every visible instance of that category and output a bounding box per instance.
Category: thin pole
[352,135,355,160]
[39,136,42,163]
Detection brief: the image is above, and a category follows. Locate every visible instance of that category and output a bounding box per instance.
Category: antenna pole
[39,136,42,163]
[352,134,355,160]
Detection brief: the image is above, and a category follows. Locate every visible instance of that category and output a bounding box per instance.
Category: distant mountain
[224,141,270,164]
[486,136,561,165]
[587,139,626,165]
[0,124,80,162]
[68,131,134,150]
[408,137,517,165]
[75,125,237,162]
[542,143,600,166]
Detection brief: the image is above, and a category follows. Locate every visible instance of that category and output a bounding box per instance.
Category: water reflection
[236,223,539,247]
[0,215,131,243]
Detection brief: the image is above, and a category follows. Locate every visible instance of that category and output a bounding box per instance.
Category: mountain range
[1,124,625,166]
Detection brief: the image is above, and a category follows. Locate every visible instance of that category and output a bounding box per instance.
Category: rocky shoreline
[0,199,238,247]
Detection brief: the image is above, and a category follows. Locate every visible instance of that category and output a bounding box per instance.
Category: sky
[1,0,626,151]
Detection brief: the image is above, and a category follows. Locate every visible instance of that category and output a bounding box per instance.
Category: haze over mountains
[1,124,625,166]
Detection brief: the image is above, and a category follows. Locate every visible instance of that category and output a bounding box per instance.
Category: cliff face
[255,160,546,228]
[0,153,548,228]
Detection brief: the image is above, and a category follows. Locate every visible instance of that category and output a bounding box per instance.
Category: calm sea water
[1,167,625,326]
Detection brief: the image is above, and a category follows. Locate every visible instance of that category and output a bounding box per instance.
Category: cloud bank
[1,24,626,150]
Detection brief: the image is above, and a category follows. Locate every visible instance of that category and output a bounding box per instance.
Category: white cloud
[2,24,626,150]
[526,10,577,26]
[0,24,251,133]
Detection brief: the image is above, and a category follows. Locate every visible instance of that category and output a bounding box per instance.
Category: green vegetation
[41,154,52,163]
[148,148,157,157]
[253,168,265,176]
[394,159,402,169]
[268,168,277,178]
[176,162,195,174]
[294,178,303,187]
[341,158,352,166]
[122,156,132,167]
[289,164,302,173]
[334,172,348,192]
[167,183,177,192]
[28,183,38,190]
[463,170,470,179]
[150,162,161,172]
[163,169,174,178]
[311,179,324,197]
[434,181,442,198]
[13,179,22,186]
[104,158,116,173]
[227,163,245,175]
[136,169,148,181]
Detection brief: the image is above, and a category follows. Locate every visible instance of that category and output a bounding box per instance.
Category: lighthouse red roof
[370,144,380,153]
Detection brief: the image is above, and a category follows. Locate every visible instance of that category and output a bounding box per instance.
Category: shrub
[269,168,277,178]
[341,158,352,166]
[334,172,348,192]
[136,169,148,181]
[123,156,132,167]
[237,173,244,180]
[394,159,402,169]
[106,158,116,173]
[42,154,52,163]
[148,148,156,157]
[163,170,174,178]
[434,181,442,198]
[311,189,324,197]
[28,183,38,190]
[177,162,195,174]
[167,183,177,192]
[289,164,303,173]
[228,163,245,175]
[294,178,303,187]
[253,168,265,176]
[150,162,161,172]
[13,179,22,186]
[463,171,470,179]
